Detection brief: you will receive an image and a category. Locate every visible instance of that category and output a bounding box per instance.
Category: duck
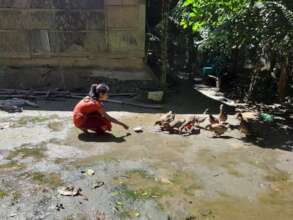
[209,114,220,125]
[206,123,229,137]
[196,108,209,125]
[235,112,250,136]
[219,104,228,123]
[154,111,175,126]
[169,119,186,128]
[195,116,207,124]
[179,109,208,134]
[168,119,186,133]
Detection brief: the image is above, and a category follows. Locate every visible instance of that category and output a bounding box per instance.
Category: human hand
[122,124,129,130]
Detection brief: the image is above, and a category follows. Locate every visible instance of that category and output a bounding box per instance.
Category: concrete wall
[0,0,146,70]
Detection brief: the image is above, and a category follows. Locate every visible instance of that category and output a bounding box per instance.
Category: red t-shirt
[73,97,102,127]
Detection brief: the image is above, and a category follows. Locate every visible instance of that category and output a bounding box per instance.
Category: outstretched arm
[98,107,129,130]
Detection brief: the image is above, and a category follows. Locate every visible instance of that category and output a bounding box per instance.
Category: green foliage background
[172,0,293,101]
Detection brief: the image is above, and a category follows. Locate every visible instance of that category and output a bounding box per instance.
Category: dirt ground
[0,87,293,220]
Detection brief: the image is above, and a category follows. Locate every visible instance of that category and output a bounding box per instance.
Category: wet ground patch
[21,172,63,188]
[7,143,47,161]
[0,110,293,219]
[8,114,60,128]
[111,168,203,219]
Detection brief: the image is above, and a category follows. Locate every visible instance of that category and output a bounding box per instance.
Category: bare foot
[81,129,89,134]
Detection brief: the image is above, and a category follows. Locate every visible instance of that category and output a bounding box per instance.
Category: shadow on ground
[24,80,234,114]
[78,132,131,143]
[242,134,293,152]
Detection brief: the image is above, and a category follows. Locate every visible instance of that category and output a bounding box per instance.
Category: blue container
[201,67,214,77]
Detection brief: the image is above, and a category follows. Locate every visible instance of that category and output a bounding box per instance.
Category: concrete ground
[0,88,293,220]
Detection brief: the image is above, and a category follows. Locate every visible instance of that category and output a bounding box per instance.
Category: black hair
[88,83,110,100]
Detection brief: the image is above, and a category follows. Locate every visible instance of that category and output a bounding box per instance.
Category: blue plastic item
[201,67,214,77]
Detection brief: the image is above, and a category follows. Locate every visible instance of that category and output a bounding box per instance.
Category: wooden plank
[194,84,245,107]
[67,95,162,109]
[105,99,163,109]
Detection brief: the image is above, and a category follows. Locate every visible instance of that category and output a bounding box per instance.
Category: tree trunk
[246,71,258,101]
[277,57,289,101]
[160,0,169,87]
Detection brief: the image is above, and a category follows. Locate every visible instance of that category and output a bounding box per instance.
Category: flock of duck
[154,104,249,137]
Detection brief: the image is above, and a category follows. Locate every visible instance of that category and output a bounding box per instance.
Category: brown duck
[219,104,228,123]
[206,123,229,137]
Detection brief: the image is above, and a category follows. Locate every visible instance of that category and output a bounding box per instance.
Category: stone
[84,32,107,53]
[147,91,164,102]
[0,0,30,8]
[86,12,105,31]
[0,0,146,70]
[31,0,52,8]
[109,30,143,54]
[0,0,14,8]
[53,0,104,9]
[0,31,30,58]
[107,6,138,28]
[105,0,122,5]
[55,11,87,31]
[29,11,54,29]
[123,0,141,5]
[0,10,30,29]
[30,30,51,56]
[49,32,87,56]
[13,0,31,8]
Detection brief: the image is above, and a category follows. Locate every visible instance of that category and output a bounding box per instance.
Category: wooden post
[161,0,169,87]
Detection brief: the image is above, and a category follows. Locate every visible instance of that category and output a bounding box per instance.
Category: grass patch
[63,214,87,220]
[114,169,202,200]
[10,115,59,128]
[48,120,64,131]
[222,163,244,177]
[25,172,63,188]
[264,169,290,182]
[120,185,167,200]
[112,169,169,218]
[54,158,67,164]
[119,209,141,218]
[0,191,7,199]
[125,169,153,179]
[73,154,118,168]
[0,161,25,170]
[112,169,204,218]
[7,143,46,160]
[258,180,293,205]
[171,172,202,196]
[63,216,74,220]
[197,149,246,178]
[11,191,21,202]
[259,168,293,205]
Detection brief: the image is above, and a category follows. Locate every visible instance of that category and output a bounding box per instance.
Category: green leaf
[183,0,194,7]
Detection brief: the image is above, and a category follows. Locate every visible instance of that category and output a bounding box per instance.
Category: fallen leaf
[96,210,106,220]
[115,201,124,206]
[85,169,95,176]
[156,176,172,184]
[133,126,143,133]
[92,181,104,189]
[57,186,81,196]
